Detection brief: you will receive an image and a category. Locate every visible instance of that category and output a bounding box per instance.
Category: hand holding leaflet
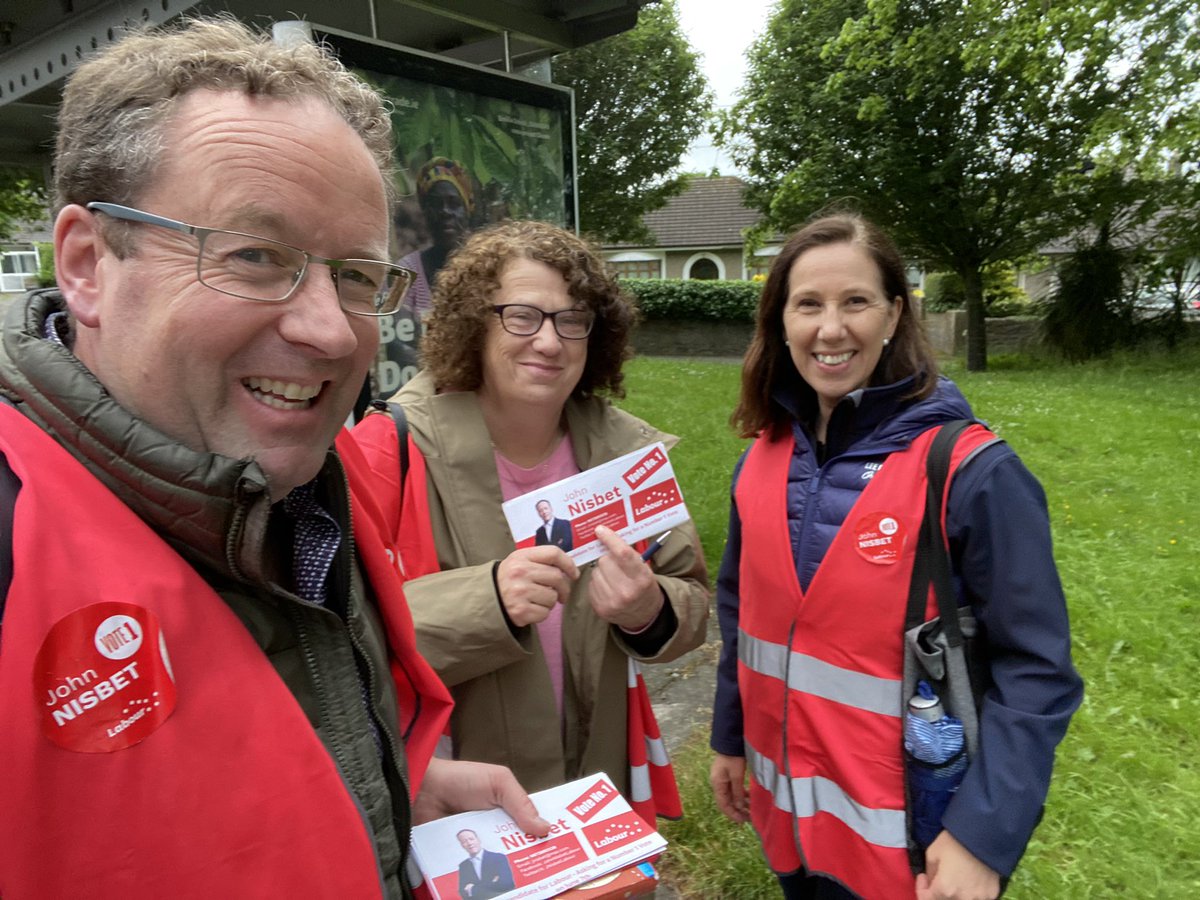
[500,443,692,567]
[590,527,665,632]
[409,773,667,900]
[495,546,580,628]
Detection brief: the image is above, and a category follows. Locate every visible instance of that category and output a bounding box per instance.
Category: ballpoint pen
[640,530,672,561]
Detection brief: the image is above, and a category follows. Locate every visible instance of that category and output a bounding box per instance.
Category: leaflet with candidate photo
[501,442,690,565]
[409,773,666,900]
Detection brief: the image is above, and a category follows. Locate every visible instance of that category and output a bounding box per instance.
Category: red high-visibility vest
[0,404,451,899]
[735,423,993,899]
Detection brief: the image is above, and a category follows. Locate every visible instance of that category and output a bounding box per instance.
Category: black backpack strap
[0,397,21,625]
[365,398,424,740]
[0,450,17,625]
[904,420,974,634]
[368,399,410,485]
[905,420,990,761]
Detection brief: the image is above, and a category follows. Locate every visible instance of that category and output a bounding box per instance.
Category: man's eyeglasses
[491,304,595,340]
[87,202,414,317]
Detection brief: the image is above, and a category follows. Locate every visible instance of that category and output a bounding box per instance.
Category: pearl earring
[883,338,891,347]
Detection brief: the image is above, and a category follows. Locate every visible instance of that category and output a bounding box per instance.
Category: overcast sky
[675,0,777,174]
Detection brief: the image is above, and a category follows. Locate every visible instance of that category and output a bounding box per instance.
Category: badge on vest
[35,601,178,752]
[852,512,907,564]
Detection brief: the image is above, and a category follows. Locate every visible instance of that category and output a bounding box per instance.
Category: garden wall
[633,319,755,358]
[633,312,1043,359]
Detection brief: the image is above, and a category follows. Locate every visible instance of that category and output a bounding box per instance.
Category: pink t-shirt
[493,434,580,719]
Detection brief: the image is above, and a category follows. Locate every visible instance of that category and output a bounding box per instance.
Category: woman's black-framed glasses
[87,202,415,317]
[491,304,594,340]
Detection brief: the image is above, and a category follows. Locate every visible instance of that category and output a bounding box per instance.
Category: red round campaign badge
[34,601,177,752]
[853,512,907,564]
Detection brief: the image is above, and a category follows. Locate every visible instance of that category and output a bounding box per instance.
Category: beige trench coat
[395,371,710,796]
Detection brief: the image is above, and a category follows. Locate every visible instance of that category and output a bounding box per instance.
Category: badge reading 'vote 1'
[35,601,177,752]
[853,512,907,565]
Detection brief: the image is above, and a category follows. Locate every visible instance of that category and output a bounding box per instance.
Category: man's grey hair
[54,15,393,253]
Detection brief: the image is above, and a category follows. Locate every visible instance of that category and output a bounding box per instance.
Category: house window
[607,251,663,280]
[1,250,39,293]
[747,257,774,280]
[611,259,662,279]
[684,253,724,280]
[747,245,780,281]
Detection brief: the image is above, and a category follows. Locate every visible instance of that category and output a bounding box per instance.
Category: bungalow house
[602,175,781,280]
[602,175,932,292]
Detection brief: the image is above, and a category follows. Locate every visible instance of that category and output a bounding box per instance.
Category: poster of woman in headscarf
[325,38,575,402]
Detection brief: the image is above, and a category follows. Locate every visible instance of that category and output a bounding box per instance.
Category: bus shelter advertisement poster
[353,66,573,399]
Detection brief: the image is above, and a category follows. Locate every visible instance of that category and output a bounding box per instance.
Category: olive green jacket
[0,290,413,898]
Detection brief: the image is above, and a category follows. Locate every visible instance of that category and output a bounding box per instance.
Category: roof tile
[606,176,762,249]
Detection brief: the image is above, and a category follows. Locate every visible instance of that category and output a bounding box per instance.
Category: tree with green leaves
[1040,160,1198,356]
[553,0,711,243]
[722,0,1197,369]
[0,166,48,241]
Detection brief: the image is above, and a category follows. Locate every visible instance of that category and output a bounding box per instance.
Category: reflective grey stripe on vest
[746,739,907,850]
[627,659,670,803]
[630,764,650,802]
[738,629,902,717]
[644,734,669,767]
[629,736,670,803]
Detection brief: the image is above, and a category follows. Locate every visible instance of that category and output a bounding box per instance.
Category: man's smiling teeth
[243,376,320,410]
[816,352,854,365]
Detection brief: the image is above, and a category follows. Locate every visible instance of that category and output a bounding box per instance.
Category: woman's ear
[53,204,110,327]
[888,294,905,341]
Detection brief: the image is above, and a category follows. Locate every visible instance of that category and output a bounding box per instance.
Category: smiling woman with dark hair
[710,213,1082,900]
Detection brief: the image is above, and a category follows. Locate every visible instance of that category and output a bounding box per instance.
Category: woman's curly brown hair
[419,219,635,399]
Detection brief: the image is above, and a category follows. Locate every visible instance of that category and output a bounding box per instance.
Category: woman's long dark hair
[731,214,938,439]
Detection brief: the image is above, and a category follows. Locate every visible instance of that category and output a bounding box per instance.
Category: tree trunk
[962,265,988,372]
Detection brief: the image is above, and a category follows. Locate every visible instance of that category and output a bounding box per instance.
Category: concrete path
[643,618,721,757]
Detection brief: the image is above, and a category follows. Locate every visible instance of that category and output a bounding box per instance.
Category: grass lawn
[615,341,1200,898]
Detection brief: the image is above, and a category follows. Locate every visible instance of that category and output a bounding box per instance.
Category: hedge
[618,278,761,322]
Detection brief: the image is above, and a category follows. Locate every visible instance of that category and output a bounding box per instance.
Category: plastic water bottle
[905,680,967,848]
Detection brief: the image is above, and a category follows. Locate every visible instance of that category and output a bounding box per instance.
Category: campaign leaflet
[501,442,691,566]
[409,773,666,900]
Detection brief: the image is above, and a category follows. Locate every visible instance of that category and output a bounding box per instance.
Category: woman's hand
[589,525,665,632]
[916,830,1001,900]
[496,546,579,627]
[710,752,750,823]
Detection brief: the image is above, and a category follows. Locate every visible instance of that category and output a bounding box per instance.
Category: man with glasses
[0,17,547,897]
